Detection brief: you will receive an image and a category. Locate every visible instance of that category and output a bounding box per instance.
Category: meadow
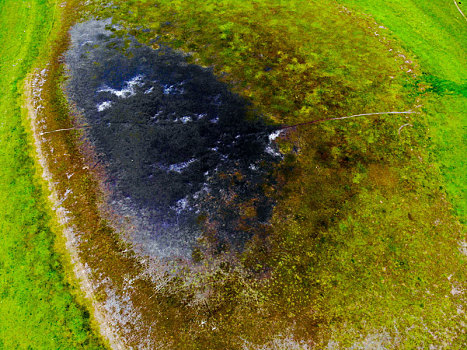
[339,0,466,222]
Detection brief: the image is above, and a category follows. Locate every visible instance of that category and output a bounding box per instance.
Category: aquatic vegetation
[80,0,465,347]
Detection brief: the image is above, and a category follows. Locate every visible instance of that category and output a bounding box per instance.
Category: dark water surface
[64,20,281,258]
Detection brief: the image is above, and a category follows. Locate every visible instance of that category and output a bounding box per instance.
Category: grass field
[338,0,466,222]
[0,0,104,348]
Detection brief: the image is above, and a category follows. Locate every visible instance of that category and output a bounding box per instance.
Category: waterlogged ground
[29,0,463,347]
[64,20,281,258]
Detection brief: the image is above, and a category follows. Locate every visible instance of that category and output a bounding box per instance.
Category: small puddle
[64,20,281,259]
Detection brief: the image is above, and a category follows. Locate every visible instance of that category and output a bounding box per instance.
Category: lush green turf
[338,0,466,222]
[0,0,104,348]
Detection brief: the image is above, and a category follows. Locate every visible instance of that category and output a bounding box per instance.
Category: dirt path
[277,111,419,132]
[24,73,126,350]
[453,0,467,22]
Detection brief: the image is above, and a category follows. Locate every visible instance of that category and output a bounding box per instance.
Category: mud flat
[25,72,125,350]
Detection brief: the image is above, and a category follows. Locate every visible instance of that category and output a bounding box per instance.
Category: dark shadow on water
[64,20,281,258]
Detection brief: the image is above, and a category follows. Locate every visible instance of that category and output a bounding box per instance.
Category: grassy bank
[338,0,466,222]
[0,0,104,348]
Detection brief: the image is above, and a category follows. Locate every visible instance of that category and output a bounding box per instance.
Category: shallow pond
[64,20,281,258]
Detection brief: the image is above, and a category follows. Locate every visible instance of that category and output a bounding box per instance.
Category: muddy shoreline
[25,69,126,349]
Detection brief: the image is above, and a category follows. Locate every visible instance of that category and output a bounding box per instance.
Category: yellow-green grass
[338,0,466,222]
[0,0,104,348]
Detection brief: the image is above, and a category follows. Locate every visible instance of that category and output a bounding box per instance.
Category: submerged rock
[64,20,281,258]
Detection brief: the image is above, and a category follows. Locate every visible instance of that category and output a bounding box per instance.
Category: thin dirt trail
[453,0,467,22]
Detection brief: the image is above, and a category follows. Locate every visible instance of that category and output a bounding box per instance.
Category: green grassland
[84,0,466,347]
[0,0,104,348]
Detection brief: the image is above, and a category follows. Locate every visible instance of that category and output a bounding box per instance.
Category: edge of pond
[20,0,130,348]
[23,73,125,349]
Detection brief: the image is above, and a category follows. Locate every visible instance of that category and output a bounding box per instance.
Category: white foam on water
[168,158,197,173]
[265,145,281,157]
[162,82,185,95]
[97,101,113,112]
[268,129,283,141]
[180,116,192,124]
[170,196,192,214]
[97,74,145,98]
[144,86,154,94]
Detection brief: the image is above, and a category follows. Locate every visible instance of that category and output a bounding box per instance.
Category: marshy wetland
[64,20,281,259]
[2,0,466,348]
